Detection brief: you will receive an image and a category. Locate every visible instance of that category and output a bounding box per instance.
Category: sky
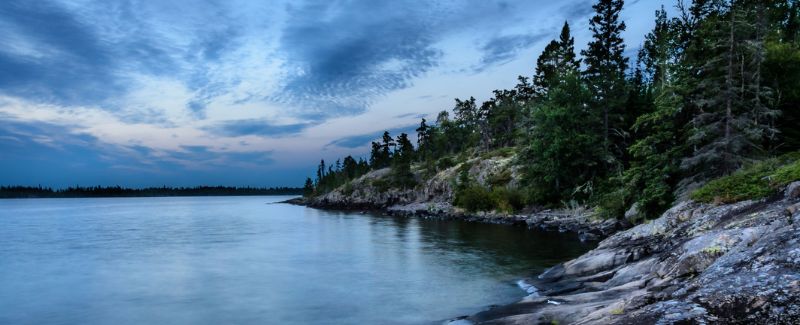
[0,0,677,188]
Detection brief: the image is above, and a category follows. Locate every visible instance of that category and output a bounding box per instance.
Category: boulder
[786,181,800,200]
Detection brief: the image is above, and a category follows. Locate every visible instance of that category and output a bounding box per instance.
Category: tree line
[0,185,303,198]
[307,0,800,220]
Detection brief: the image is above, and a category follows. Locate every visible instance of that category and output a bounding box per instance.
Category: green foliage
[437,157,455,171]
[305,0,800,219]
[488,169,512,187]
[522,73,603,204]
[371,178,391,193]
[593,182,628,220]
[454,185,495,212]
[480,147,515,160]
[342,182,354,196]
[303,177,315,197]
[491,187,525,213]
[691,154,800,204]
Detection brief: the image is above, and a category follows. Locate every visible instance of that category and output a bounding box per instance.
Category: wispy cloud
[474,33,549,72]
[0,0,672,186]
[205,119,316,137]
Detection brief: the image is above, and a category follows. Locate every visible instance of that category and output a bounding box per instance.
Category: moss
[610,308,624,315]
[691,153,800,204]
[702,245,725,255]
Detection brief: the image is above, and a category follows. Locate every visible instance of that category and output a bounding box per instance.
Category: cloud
[326,124,419,149]
[561,1,596,21]
[0,1,122,104]
[0,116,281,187]
[205,119,316,137]
[474,33,549,72]
[268,0,447,120]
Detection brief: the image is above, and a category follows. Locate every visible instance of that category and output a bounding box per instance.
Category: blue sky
[0,0,674,188]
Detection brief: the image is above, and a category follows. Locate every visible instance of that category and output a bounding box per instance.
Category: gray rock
[624,203,641,222]
[787,181,800,200]
[468,195,800,324]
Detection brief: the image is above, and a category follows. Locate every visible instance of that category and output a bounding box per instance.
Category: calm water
[0,196,594,325]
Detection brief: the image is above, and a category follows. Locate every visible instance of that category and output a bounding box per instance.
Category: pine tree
[681,1,779,192]
[523,72,603,203]
[624,7,689,219]
[581,0,629,167]
[533,22,581,98]
[303,177,315,197]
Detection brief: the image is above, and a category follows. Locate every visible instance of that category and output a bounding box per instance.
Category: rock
[787,181,800,200]
[624,203,642,222]
[466,194,800,324]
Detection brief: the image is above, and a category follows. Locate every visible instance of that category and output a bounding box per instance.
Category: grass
[691,153,800,204]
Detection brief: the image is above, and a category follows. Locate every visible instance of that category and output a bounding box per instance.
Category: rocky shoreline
[286,197,626,242]
[460,182,800,324]
[289,181,800,324]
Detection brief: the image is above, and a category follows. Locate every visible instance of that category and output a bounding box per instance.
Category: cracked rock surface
[466,184,800,324]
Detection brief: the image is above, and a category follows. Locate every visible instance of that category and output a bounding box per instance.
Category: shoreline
[283,197,627,242]
[290,183,800,324]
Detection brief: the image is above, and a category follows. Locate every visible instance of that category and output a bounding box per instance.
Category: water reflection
[0,197,594,325]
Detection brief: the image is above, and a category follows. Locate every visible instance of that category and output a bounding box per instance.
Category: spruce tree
[533,22,580,98]
[303,177,315,197]
[681,1,779,192]
[624,7,688,219]
[581,0,629,167]
[523,72,603,204]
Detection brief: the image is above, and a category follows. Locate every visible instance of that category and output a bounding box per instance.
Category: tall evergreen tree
[523,72,603,203]
[533,22,581,98]
[681,1,779,191]
[581,0,629,167]
[624,7,688,219]
[303,177,315,197]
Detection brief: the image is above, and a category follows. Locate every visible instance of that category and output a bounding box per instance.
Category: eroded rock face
[468,191,800,324]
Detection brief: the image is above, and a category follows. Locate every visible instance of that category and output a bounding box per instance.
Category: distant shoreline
[0,185,303,199]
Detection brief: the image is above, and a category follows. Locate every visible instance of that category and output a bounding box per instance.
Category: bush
[371,178,391,193]
[491,187,525,213]
[437,157,455,170]
[488,169,512,187]
[454,185,495,212]
[691,153,800,204]
[593,188,627,220]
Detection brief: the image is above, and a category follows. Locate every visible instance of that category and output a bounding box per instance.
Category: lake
[0,196,594,324]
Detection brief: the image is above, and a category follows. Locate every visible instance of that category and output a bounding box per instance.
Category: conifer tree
[581,0,629,167]
[533,22,581,98]
[681,1,779,191]
[624,7,688,219]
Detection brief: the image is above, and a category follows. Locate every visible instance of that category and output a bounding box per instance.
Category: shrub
[488,169,512,187]
[371,178,391,193]
[691,153,800,204]
[454,185,495,212]
[593,187,627,220]
[342,182,354,196]
[437,157,455,170]
[491,187,525,213]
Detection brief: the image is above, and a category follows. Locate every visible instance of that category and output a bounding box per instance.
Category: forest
[306,0,800,221]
